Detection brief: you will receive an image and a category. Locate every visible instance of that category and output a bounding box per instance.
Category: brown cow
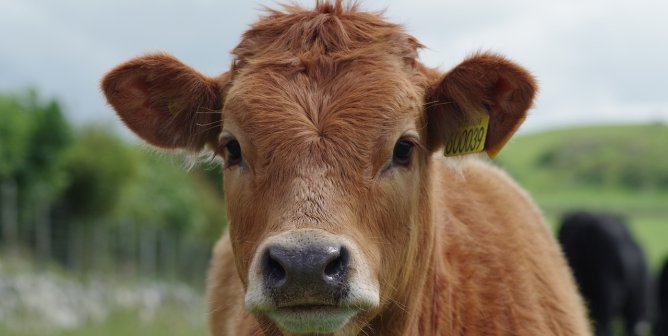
[101,1,590,335]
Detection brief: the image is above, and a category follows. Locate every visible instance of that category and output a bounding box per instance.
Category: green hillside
[495,123,668,270]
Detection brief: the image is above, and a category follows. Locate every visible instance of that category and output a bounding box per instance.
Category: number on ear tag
[443,114,489,157]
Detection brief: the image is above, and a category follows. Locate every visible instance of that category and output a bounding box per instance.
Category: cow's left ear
[425,53,537,158]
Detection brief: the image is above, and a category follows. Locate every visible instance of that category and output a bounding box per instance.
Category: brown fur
[101,1,590,335]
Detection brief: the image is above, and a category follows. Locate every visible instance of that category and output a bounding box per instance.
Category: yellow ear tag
[443,113,489,157]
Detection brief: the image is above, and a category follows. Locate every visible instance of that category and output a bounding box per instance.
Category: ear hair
[101,53,227,151]
[425,52,537,157]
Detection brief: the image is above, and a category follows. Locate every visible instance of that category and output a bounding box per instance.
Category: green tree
[62,126,138,220]
[1,90,73,252]
[16,94,73,201]
[114,152,225,241]
[0,95,31,180]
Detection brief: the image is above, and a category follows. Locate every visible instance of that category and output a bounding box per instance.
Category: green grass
[629,214,668,272]
[499,123,668,170]
[0,307,207,336]
[59,308,207,336]
[497,123,668,272]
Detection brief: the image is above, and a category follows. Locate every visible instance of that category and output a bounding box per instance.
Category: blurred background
[1,0,666,335]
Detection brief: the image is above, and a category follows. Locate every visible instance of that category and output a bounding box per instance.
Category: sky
[1,0,667,136]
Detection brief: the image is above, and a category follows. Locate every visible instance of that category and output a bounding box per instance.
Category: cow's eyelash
[215,137,235,154]
[400,136,426,153]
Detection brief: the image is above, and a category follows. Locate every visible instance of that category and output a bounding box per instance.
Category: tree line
[0,90,226,286]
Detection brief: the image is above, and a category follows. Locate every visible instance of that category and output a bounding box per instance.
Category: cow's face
[221,55,431,333]
[101,5,535,335]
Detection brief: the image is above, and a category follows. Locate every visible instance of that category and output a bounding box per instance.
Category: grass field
[0,308,207,336]
[497,123,668,272]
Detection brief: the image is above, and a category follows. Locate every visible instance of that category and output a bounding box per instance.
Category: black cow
[558,211,652,336]
[657,258,668,336]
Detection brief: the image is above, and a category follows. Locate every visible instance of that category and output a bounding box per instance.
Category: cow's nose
[261,244,349,296]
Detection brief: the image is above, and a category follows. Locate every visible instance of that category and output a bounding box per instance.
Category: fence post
[124,220,137,277]
[1,179,19,252]
[35,197,51,261]
[68,223,82,273]
[92,225,109,272]
[159,230,174,280]
[139,227,157,277]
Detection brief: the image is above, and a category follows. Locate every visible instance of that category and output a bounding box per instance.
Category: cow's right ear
[101,53,227,151]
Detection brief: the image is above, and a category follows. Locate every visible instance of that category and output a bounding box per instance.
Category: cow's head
[102,2,535,334]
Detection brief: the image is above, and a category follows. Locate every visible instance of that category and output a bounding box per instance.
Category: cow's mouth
[266,304,358,334]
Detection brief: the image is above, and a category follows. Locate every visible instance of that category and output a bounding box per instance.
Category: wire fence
[0,180,214,288]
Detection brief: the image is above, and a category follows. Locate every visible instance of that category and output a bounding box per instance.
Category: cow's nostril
[261,244,350,299]
[324,246,349,281]
[262,249,287,288]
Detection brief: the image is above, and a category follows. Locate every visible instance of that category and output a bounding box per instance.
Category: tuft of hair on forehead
[220,1,433,178]
[231,0,423,73]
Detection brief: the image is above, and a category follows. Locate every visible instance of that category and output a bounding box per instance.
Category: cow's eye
[223,140,242,167]
[392,139,414,166]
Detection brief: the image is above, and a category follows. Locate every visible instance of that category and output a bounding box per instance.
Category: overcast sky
[1,0,667,135]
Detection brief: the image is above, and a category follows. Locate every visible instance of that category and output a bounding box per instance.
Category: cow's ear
[425,53,537,158]
[101,53,227,151]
